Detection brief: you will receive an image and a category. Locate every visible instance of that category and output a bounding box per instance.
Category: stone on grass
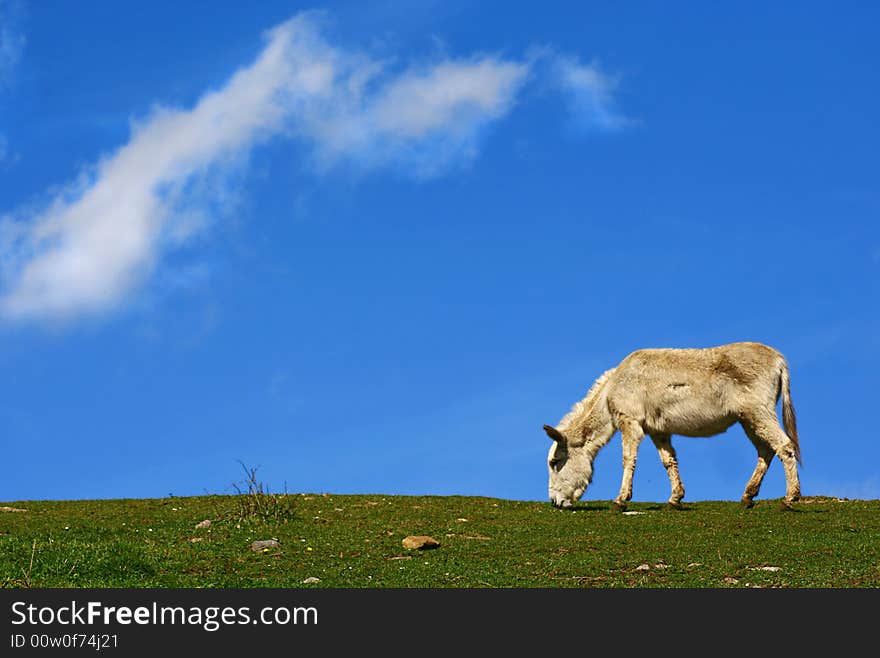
[401,535,440,550]
[195,519,212,529]
[302,577,321,584]
[251,539,281,552]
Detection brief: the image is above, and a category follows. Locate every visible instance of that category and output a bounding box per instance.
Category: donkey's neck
[558,368,616,452]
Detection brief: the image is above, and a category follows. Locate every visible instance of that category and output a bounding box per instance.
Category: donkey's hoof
[740,498,755,509]
[610,501,627,513]
[665,501,684,511]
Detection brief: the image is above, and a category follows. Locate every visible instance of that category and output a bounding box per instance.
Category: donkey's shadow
[563,500,824,513]
[564,502,619,513]
[564,502,696,512]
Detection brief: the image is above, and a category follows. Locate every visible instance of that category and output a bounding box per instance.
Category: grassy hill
[1,493,878,588]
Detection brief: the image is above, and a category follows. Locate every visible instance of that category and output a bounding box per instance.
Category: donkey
[543,341,801,511]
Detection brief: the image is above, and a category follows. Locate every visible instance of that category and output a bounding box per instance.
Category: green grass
[1,494,878,588]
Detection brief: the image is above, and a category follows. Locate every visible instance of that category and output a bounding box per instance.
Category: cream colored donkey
[544,342,801,511]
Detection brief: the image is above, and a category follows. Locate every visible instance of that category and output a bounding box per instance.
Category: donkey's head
[544,424,594,508]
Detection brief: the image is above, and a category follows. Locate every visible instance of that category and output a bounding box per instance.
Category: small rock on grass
[402,535,440,550]
[302,577,321,584]
[195,519,212,529]
[251,539,281,552]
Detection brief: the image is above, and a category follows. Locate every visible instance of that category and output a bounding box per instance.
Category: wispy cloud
[0,1,25,166]
[809,475,880,501]
[0,12,628,324]
[0,1,24,88]
[302,55,529,176]
[554,55,632,132]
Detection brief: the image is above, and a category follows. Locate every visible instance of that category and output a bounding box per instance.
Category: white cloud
[0,1,24,87]
[0,17,307,321]
[809,475,880,501]
[554,56,631,131]
[0,2,24,166]
[302,56,529,176]
[0,13,627,324]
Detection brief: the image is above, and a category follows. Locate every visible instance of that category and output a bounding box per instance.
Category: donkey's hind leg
[739,425,775,508]
[650,434,685,509]
[741,412,801,510]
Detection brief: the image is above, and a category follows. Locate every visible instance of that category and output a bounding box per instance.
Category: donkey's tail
[779,361,801,465]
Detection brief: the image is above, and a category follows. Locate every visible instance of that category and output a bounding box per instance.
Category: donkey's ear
[543,424,566,443]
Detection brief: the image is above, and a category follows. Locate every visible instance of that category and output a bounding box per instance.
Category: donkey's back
[606,341,790,438]
[613,341,786,389]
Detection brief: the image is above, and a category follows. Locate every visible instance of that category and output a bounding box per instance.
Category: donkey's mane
[557,367,616,435]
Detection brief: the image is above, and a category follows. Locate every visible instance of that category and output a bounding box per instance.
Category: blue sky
[0,1,877,504]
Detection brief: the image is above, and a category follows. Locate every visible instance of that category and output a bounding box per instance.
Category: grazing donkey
[544,342,801,511]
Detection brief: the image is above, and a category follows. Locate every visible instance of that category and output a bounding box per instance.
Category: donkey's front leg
[651,434,685,509]
[612,419,644,512]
